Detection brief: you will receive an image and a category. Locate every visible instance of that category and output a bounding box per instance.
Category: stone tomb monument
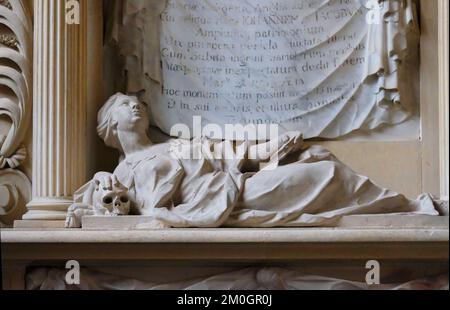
[1,0,448,291]
[64,0,439,228]
[65,93,438,228]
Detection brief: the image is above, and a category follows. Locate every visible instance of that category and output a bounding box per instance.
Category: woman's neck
[118,130,153,157]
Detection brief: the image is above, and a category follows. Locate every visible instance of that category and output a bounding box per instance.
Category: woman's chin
[131,115,143,121]
[130,117,149,127]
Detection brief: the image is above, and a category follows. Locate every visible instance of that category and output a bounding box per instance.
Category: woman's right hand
[278,132,303,153]
[93,172,126,192]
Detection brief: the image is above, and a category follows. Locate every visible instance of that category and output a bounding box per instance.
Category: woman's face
[112,95,150,133]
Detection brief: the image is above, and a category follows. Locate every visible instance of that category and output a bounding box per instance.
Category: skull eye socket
[120,196,129,203]
[103,196,113,205]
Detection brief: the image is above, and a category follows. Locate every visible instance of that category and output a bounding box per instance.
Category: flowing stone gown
[74,138,438,228]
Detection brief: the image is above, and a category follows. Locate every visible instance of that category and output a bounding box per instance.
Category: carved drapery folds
[0,0,32,225]
[107,0,420,139]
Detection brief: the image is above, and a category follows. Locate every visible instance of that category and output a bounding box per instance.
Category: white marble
[81,215,449,231]
[0,0,32,167]
[25,0,90,221]
[66,94,438,229]
[26,267,449,290]
[0,169,31,224]
[110,0,420,139]
[3,228,448,244]
[0,0,33,226]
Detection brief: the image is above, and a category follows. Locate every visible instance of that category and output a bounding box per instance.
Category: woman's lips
[132,110,142,117]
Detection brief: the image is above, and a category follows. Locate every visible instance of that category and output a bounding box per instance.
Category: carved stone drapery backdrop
[0,0,32,226]
[105,0,421,140]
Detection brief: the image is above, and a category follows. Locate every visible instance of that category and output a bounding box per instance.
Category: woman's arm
[247,132,303,164]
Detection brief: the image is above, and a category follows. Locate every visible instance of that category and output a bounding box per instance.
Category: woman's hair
[97,92,126,152]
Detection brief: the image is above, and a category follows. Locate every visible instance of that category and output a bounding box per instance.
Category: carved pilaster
[438,0,449,201]
[23,0,89,221]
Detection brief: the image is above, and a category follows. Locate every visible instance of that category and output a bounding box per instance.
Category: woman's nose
[130,101,141,111]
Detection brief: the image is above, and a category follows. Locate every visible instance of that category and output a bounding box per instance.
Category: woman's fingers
[281,134,290,144]
[100,174,125,191]
[103,176,112,190]
[112,174,120,187]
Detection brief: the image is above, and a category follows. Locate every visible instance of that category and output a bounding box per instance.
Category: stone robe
[74,138,438,227]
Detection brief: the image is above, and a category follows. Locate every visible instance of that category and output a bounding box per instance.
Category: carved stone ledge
[3,227,449,245]
[1,228,449,262]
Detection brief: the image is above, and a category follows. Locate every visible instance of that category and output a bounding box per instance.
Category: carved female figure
[66,93,437,228]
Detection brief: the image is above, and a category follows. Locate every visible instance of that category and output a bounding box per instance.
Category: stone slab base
[12,215,449,230]
[82,216,170,230]
[80,215,449,231]
[337,214,449,229]
[14,220,65,229]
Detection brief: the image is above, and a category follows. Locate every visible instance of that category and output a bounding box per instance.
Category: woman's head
[97,93,150,151]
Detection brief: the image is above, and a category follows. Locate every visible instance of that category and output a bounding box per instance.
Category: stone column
[23,0,89,221]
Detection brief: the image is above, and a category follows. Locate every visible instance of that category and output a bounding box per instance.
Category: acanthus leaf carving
[0,0,32,161]
[0,143,26,169]
[0,34,18,48]
[0,0,12,10]
[0,0,32,225]
[0,168,31,225]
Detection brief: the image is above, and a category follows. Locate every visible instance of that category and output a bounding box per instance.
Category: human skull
[93,179,131,216]
[100,189,130,216]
